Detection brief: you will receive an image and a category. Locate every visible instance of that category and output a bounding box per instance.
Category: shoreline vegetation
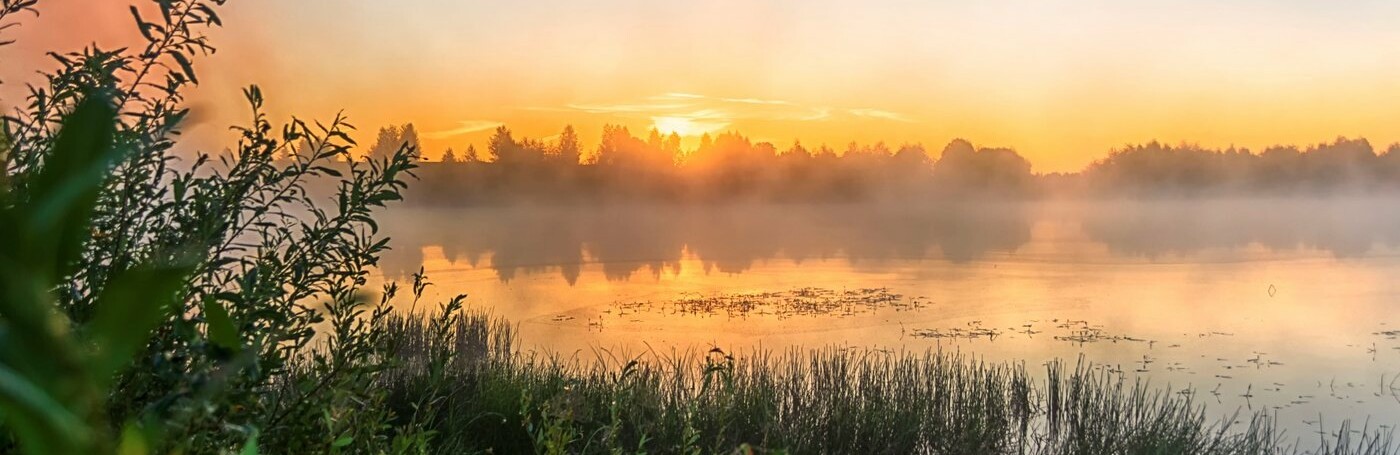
[1,1,1397,453]
[377,309,1396,454]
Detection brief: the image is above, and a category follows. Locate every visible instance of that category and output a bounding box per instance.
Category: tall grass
[374,310,1395,455]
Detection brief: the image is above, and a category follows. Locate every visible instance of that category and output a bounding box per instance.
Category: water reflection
[378,202,1034,283]
[1077,198,1400,259]
[378,198,1400,283]
[372,198,1400,438]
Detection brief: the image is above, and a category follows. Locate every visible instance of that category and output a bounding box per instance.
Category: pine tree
[487,126,516,163]
[556,125,581,165]
[399,123,422,159]
[366,125,401,162]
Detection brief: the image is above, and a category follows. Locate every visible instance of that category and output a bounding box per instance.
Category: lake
[376,198,1400,441]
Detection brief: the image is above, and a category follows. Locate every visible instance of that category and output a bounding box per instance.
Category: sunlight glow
[14,1,1400,172]
[651,116,727,137]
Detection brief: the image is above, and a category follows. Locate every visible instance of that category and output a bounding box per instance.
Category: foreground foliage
[0,0,435,452]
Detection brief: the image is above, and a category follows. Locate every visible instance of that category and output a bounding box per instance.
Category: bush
[0,1,449,452]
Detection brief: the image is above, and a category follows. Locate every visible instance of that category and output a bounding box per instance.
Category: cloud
[423,120,505,139]
[535,94,914,134]
[847,108,915,123]
[652,116,731,136]
[563,102,692,114]
[718,97,796,106]
[654,92,705,100]
[798,107,833,122]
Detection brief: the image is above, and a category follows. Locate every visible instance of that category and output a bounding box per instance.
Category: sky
[6,0,1400,172]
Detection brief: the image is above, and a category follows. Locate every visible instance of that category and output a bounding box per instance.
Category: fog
[360,122,1400,293]
[375,197,1400,284]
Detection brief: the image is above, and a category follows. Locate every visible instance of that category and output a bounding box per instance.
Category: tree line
[323,123,1400,204]
[1075,138,1400,196]
[327,124,1036,205]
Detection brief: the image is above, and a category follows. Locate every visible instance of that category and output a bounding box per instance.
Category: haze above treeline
[290,122,1400,204]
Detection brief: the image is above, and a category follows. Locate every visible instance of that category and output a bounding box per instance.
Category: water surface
[377,198,1400,441]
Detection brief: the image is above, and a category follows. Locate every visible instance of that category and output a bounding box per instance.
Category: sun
[651,116,726,137]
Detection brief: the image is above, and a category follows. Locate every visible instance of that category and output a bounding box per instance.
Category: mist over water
[372,196,1400,438]
[378,197,1400,283]
[377,201,1033,283]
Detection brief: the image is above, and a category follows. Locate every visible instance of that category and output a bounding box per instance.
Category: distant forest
[291,123,1400,204]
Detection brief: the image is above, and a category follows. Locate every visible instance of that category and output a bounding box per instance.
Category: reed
[370,310,1396,454]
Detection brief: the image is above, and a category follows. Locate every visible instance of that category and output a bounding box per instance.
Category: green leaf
[129,6,154,41]
[240,429,260,455]
[332,436,353,448]
[204,297,240,350]
[116,424,148,455]
[23,91,118,279]
[88,264,192,383]
[0,364,92,453]
[170,52,198,85]
[196,3,222,27]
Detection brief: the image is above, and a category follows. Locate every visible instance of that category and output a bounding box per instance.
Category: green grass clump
[374,311,1395,455]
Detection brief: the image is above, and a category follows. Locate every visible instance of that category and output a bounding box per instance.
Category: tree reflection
[376,202,1033,283]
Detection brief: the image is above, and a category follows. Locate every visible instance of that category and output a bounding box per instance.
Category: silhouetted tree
[782,141,809,159]
[366,123,422,161]
[400,123,422,159]
[285,137,316,163]
[647,128,664,150]
[517,137,549,164]
[893,143,930,167]
[887,143,932,186]
[1380,144,1400,182]
[665,132,682,159]
[556,124,581,165]
[595,124,650,167]
[401,121,1400,206]
[1303,137,1375,189]
[1254,145,1301,190]
[367,125,402,162]
[441,147,459,163]
[487,126,517,164]
[934,139,1032,193]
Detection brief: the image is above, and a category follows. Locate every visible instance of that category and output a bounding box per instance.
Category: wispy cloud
[563,103,692,114]
[424,120,504,139]
[847,108,915,123]
[654,92,705,100]
[719,97,796,106]
[799,107,833,122]
[653,116,731,135]
[528,94,914,136]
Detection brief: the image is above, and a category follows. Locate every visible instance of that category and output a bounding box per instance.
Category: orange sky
[7,0,1400,172]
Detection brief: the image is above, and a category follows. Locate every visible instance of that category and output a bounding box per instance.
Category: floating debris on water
[902,318,1156,347]
[1052,320,1150,344]
[610,287,928,319]
[907,321,1003,340]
